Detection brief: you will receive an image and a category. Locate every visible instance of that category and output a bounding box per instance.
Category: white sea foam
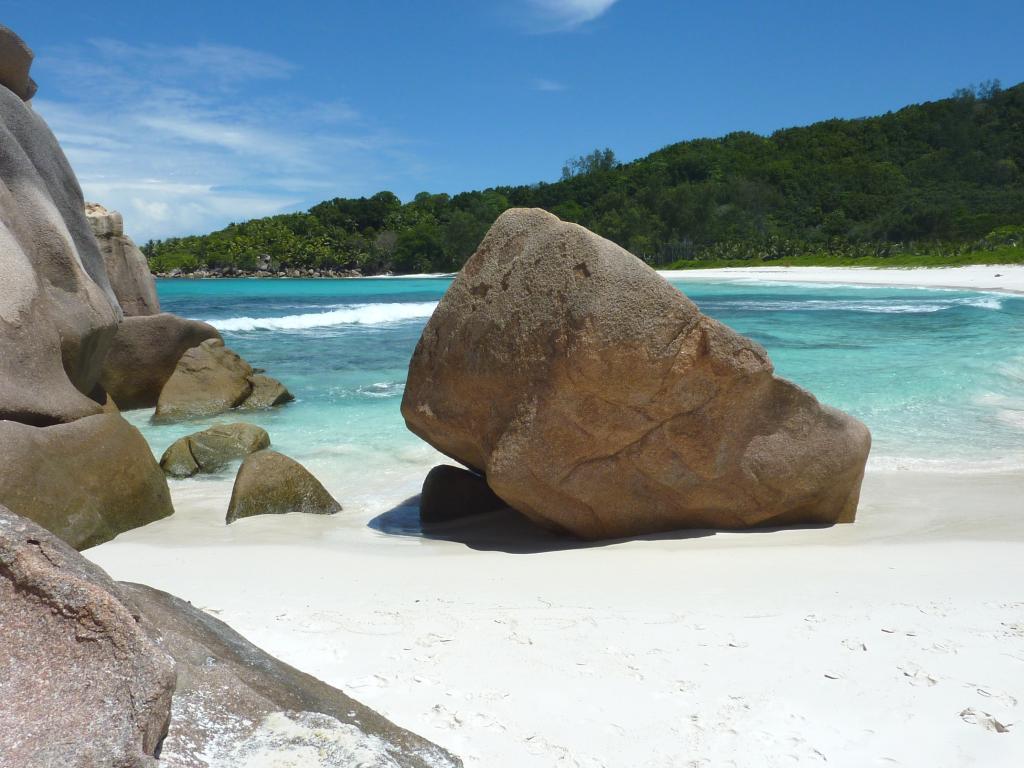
[210,302,438,332]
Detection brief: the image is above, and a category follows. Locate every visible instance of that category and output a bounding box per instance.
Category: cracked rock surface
[402,208,871,539]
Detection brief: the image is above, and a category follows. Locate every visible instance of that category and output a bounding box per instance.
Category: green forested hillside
[145,81,1024,274]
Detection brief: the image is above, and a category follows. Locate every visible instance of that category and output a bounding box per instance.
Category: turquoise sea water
[126,277,1024,508]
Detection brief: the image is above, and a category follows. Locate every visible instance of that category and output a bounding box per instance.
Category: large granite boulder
[0,69,120,426]
[155,338,292,422]
[420,464,507,524]
[121,582,462,767]
[226,450,341,523]
[160,422,271,478]
[0,504,461,767]
[0,507,176,767]
[0,25,36,101]
[0,32,174,549]
[0,414,174,549]
[85,202,160,316]
[100,313,222,410]
[402,208,871,539]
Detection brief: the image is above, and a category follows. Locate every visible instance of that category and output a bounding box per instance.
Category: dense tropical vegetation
[144,81,1024,274]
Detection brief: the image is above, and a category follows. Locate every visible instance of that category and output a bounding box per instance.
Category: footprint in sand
[959,707,1011,733]
[971,684,1019,707]
[897,662,938,687]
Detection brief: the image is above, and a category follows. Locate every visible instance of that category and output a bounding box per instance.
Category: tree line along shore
[145,80,1024,277]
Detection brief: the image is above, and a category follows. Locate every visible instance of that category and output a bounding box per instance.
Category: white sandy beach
[659,264,1024,295]
[87,468,1024,768]
[85,265,1024,767]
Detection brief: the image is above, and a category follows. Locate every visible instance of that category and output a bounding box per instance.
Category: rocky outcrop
[121,582,462,767]
[0,26,36,101]
[160,423,271,478]
[0,505,461,767]
[0,507,176,767]
[85,202,160,317]
[226,450,341,523]
[0,66,120,427]
[0,52,175,549]
[100,313,221,410]
[402,208,871,540]
[155,338,292,422]
[0,414,174,549]
[420,465,507,524]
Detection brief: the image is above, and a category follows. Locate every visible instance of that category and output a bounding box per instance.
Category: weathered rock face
[85,202,160,317]
[0,507,176,767]
[0,72,120,427]
[0,414,174,549]
[0,25,36,101]
[120,582,463,768]
[420,464,507,524]
[0,504,461,768]
[226,450,341,523]
[155,338,292,422]
[0,31,174,550]
[245,372,295,408]
[155,339,253,421]
[160,422,271,478]
[402,208,871,539]
[100,313,222,410]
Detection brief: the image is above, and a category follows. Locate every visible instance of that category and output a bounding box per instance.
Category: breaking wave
[209,301,438,332]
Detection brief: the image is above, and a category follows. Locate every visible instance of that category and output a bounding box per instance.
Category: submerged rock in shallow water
[402,208,871,539]
[154,338,292,422]
[160,422,271,478]
[244,372,295,409]
[226,450,341,523]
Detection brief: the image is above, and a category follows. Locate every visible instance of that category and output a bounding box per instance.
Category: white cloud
[526,0,619,31]
[535,78,568,92]
[31,40,415,241]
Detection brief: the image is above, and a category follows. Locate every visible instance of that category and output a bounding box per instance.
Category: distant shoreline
[154,263,1024,295]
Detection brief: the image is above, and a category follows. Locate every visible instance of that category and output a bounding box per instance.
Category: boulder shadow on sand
[367,495,804,554]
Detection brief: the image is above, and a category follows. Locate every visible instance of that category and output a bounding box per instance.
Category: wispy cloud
[535,78,568,92]
[525,0,620,32]
[32,40,414,240]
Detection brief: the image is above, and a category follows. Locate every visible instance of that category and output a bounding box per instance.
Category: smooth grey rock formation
[0,78,120,426]
[100,313,222,410]
[160,422,271,478]
[85,202,160,316]
[0,413,174,550]
[402,208,872,539]
[0,25,36,101]
[120,582,462,767]
[226,450,341,523]
[420,465,507,524]
[0,506,176,767]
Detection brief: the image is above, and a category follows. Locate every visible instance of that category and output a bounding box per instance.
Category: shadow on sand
[368,495,833,554]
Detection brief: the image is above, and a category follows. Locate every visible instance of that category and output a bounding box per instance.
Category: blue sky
[5,0,1023,240]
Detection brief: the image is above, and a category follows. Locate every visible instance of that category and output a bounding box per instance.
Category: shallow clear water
[126,277,1024,508]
